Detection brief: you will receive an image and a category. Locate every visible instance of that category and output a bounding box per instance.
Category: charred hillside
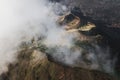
[1,7,119,80]
[51,0,120,76]
[52,0,120,26]
[0,0,120,80]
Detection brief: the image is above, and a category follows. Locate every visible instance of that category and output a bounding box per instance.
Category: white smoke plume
[0,0,51,74]
[0,0,77,74]
[0,0,115,75]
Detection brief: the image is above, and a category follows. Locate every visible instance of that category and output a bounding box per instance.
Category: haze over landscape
[0,0,120,80]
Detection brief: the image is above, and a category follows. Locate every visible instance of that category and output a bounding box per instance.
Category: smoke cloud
[0,0,52,74]
[0,0,76,74]
[0,0,115,75]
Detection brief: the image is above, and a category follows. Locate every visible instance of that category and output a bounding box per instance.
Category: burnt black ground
[50,0,120,77]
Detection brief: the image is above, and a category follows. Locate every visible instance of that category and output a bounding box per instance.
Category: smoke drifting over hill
[0,0,76,74]
[0,0,115,75]
[0,0,51,74]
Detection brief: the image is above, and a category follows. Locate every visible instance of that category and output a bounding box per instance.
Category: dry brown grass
[0,44,115,80]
